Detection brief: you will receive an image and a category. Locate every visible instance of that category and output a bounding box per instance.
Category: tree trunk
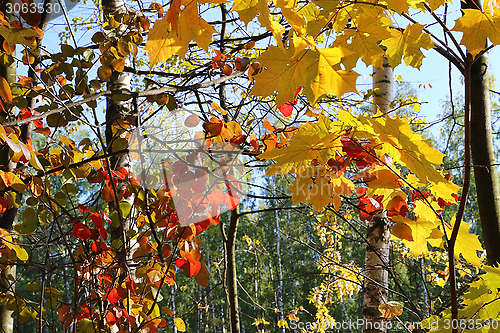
[102,0,134,267]
[0,2,17,331]
[362,59,393,333]
[223,209,241,333]
[462,0,500,266]
[275,197,285,333]
[372,57,393,114]
[363,214,390,333]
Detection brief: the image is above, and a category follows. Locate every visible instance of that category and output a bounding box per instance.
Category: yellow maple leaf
[392,215,437,256]
[308,176,334,211]
[306,48,359,103]
[232,0,268,26]
[449,217,483,267]
[252,45,358,105]
[275,0,307,35]
[363,114,448,188]
[145,0,221,66]
[232,0,286,47]
[251,46,316,106]
[380,23,433,69]
[453,8,500,58]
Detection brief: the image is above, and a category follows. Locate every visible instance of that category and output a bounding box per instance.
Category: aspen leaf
[162,306,174,316]
[25,281,39,291]
[184,114,201,127]
[0,76,12,104]
[111,57,125,72]
[0,26,42,48]
[174,318,186,332]
[379,301,404,318]
[194,261,210,287]
[98,66,112,81]
[13,244,28,262]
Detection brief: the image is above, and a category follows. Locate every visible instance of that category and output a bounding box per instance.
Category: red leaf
[106,310,117,325]
[0,197,7,214]
[90,212,103,228]
[224,189,240,210]
[207,189,224,207]
[278,102,294,117]
[358,196,383,221]
[71,223,91,240]
[125,277,137,295]
[105,288,121,303]
[98,226,108,239]
[175,258,188,269]
[184,253,201,277]
[277,87,302,117]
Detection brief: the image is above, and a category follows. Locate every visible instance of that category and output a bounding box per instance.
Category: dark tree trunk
[463,0,500,266]
[0,2,17,331]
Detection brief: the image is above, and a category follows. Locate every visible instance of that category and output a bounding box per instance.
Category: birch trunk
[362,59,393,333]
[102,0,135,268]
[275,198,285,333]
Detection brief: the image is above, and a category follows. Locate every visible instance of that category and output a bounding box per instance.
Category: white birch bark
[362,59,393,333]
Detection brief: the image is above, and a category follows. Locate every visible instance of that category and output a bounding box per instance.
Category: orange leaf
[244,41,255,49]
[0,77,13,104]
[2,40,15,54]
[194,261,210,287]
[105,310,117,325]
[379,301,404,319]
[182,252,201,277]
[105,287,121,303]
[102,185,115,202]
[203,121,223,136]
[224,189,240,210]
[223,64,233,75]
